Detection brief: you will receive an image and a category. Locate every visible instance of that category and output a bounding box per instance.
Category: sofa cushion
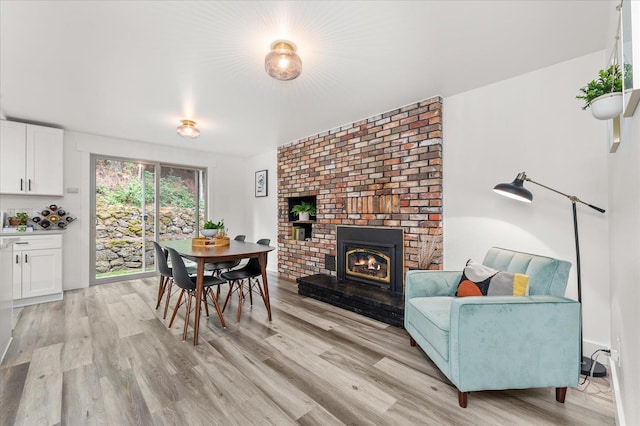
[406,296,452,361]
[456,259,529,297]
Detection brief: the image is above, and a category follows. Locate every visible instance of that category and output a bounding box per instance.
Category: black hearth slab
[297,274,404,328]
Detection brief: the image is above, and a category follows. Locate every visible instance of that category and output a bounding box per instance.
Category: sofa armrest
[405,270,462,300]
[448,295,580,391]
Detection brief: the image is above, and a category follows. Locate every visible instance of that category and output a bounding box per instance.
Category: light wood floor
[1,274,615,425]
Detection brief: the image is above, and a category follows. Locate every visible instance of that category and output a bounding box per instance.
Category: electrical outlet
[616,337,622,367]
[610,348,620,364]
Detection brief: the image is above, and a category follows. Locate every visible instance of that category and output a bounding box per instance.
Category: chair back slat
[244,238,270,272]
[153,241,172,278]
[167,247,196,290]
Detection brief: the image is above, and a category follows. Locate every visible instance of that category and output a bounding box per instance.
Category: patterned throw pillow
[456,259,529,297]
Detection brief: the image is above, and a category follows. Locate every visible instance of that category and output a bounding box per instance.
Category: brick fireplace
[277,96,443,325]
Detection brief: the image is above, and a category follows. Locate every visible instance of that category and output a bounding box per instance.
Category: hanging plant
[576,64,622,110]
[576,64,624,120]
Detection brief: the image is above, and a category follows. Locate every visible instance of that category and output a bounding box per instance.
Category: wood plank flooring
[0,274,615,425]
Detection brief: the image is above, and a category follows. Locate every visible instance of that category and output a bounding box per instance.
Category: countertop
[1,229,65,236]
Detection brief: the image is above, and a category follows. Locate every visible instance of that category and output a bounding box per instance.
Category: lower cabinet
[10,234,62,307]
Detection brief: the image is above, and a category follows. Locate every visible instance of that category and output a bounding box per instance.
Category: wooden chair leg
[409,336,416,346]
[222,281,235,312]
[163,279,173,319]
[183,292,193,341]
[237,280,244,322]
[555,387,567,403]
[248,279,254,306]
[254,278,266,304]
[156,275,167,309]
[208,288,226,328]
[202,292,210,317]
[458,391,468,408]
[168,289,184,328]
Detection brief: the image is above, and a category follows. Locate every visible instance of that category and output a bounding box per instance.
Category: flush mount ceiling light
[265,40,302,81]
[176,119,200,139]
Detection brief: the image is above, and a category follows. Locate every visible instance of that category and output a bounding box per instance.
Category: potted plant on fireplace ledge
[291,201,316,221]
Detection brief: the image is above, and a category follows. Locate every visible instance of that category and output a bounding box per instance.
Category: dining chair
[220,238,270,322]
[153,241,197,319]
[152,241,175,319]
[166,247,227,340]
[205,234,246,276]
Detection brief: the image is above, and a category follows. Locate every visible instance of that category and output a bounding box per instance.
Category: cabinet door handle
[28,179,32,191]
[16,254,19,264]
[25,254,28,263]
[20,178,24,191]
[15,241,29,245]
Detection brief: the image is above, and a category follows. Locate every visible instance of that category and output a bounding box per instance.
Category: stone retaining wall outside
[95,202,198,275]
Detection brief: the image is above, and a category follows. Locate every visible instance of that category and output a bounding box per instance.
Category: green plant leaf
[576,64,623,110]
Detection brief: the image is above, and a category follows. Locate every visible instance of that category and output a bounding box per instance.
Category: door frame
[90,154,207,286]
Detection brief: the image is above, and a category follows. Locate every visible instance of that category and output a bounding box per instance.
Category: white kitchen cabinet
[0,120,64,196]
[9,234,62,307]
[0,237,18,362]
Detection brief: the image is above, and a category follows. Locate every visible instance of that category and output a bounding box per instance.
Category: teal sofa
[405,247,580,407]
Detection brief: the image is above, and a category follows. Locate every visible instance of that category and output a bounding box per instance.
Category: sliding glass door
[91,156,206,284]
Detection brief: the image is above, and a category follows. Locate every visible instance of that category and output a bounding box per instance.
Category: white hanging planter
[590,92,623,120]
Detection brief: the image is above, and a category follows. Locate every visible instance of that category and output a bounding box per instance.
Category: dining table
[161,238,274,345]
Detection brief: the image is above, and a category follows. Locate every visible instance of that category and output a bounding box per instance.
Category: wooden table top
[161,239,274,262]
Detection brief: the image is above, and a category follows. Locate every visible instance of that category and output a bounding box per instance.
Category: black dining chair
[166,247,227,340]
[153,241,197,319]
[205,234,246,277]
[220,238,270,322]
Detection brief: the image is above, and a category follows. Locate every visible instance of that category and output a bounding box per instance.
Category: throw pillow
[456,259,529,297]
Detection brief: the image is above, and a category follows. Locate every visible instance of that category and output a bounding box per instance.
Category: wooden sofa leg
[409,336,416,347]
[458,391,468,408]
[555,387,567,403]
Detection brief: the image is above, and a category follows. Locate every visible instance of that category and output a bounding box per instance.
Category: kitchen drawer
[5,234,61,250]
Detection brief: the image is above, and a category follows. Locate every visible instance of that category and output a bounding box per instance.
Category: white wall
[608,76,640,426]
[246,150,278,272]
[1,131,248,290]
[443,52,611,355]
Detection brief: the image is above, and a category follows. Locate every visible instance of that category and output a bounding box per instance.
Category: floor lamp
[493,172,607,377]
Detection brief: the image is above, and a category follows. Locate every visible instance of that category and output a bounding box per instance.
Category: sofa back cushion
[482,247,571,297]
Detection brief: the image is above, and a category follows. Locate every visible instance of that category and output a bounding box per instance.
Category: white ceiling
[0,1,613,157]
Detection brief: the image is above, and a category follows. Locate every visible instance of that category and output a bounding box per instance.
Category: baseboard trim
[610,361,626,426]
[1,336,13,364]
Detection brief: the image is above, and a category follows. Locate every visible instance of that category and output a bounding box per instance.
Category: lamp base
[581,356,607,377]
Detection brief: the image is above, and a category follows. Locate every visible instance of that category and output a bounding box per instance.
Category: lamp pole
[495,173,607,377]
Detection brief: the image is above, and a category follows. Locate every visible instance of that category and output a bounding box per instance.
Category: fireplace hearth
[297,274,404,327]
[297,226,405,327]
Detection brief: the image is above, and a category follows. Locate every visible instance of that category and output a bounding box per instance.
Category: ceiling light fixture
[176,119,200,139]
[265,40,302,81]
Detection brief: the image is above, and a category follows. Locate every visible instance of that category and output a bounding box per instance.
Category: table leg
[258,253,272,321]
[193,258,205,345]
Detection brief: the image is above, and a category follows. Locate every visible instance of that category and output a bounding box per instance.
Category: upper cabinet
[0,120,64,196]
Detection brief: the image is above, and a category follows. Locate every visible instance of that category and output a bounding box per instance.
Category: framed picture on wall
[255,169,268,197]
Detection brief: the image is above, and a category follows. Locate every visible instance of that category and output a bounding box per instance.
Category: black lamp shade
[493,175,533,203]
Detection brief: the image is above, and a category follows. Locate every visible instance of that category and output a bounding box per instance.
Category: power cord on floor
[577,349,611,395]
